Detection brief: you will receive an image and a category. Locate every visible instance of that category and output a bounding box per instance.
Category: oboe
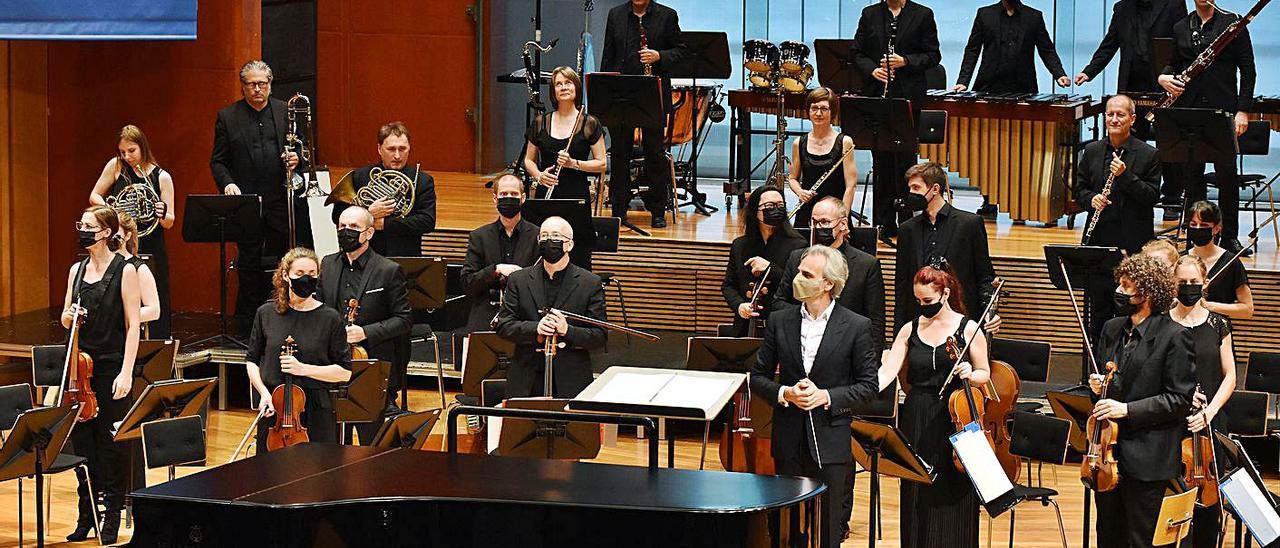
[638,14,653,76]
[1083,149,1123,245]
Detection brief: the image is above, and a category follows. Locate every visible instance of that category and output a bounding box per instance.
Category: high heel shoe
[99,508,121,545]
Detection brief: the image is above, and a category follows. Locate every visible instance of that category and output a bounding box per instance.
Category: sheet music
[949,423,1015,504]
[590,372,674,405]
[1222,469,1280,545]
[649,375,739,412]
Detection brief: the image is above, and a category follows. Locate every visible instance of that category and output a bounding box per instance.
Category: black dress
[899,317,980,548]
[111,164,171,339]
[527,111,605,201]
[1185,311,1232,548]
[793,133,849,228]
[1205,253,1248,306]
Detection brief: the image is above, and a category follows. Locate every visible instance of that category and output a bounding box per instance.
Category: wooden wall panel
[0,42,49,316]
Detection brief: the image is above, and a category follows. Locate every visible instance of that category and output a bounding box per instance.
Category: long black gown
[793,133,849,228]
[110,164,171,338]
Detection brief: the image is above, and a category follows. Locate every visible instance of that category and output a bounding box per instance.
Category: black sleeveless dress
[794,133,849,228]
[111,163,171,338]
[527,111,604,201]
[899,317,980,548]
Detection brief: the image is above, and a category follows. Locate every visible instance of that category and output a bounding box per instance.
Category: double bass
[58,297,99,422]
[345,298,368,360]
[979,279,1021,481]
[1081,361,1120,492]
[720,266,776,473]
[1181,384,1221,507]
[944,336,992,474]
[266,335,310,451]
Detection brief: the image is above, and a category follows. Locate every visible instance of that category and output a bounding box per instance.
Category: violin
[345,298,368,361]
[266,335,310,451]
[979,279,1021,481]
[1081,361,1120,492]
[745,265,772,338]
[1181,384,1220,507]
[945,335,992,474]
[59,298,98,423]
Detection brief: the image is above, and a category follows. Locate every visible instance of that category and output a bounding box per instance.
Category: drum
[779,64,813,92]
[748,69,776,89]
[743,39,779,72]
[779,41,810,72]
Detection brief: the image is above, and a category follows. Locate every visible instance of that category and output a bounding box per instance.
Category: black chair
[1205,120,1278,246]
[1243,351,1280,422]
[992,337,1052,413]
[141,415,206,483]
[1223,389,1270,438]
[995,410,1071,548]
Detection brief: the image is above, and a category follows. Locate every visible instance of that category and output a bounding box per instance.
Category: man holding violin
[1088,254,1194,547]
[751,245,881,546]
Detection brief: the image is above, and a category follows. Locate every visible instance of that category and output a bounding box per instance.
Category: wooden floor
[1,384,1274,547]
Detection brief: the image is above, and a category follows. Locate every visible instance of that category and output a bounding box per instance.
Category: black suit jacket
[459,218,541,333]
[771,243,886,350]
[495,263,608,398]
[211,97,291,198]
[895,204,997,328]
[1163,11,1256,113]
[721,234,808,337]
[332,163,437,257]
[1095,313,1195,482]
[750,305,880,464]
[1081,0,1187,92]
[957,3,1067,93]
[1074,136,1161,254]
[851,0,941,101]
[600,1,688,77]
[319,249,412,368]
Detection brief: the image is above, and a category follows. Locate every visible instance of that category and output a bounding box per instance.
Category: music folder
[1221,466,1280,546]
[949,422,1021,517]
[568,366,744,421]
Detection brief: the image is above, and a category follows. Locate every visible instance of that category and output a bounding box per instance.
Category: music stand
[815,39,861,96]
[587,73,667,236]
[393,256,447,407]
[371,408,442,451]
[686,337,761,468]
[1043,244,1123,382]
[181,194,262,349]
[498,398,601,460]
[840,96,919,154]
[522,198,598,263]
[1047,388,1100,548]
[666,31,731,217]
[334,359,391,445]
[0,404,79,548]
[850,419,934,548]
[131,339,179,400]
[462,332,515,398]
[1154,108,1239,239]
[114,378,217,443]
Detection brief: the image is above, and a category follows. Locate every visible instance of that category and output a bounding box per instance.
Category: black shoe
[99,508,121,545]
[66,522,95,542]
[977,203,998,217]
[650,216,667,229]
[1163,208,1182,222]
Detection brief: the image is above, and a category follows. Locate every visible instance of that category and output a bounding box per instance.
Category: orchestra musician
[953,0,1070,217]
[850,0,941,238]
[1159,0,1256,254]
[494,217,608,398]
[1186,200,1254,319]
[320,206,412,443]
[89,124,174,338]
[1142,238,1181,269]
[600,0,688,229]
[786,87,857,229]
[1088,254,1194,548]
[523,66,608,202]
[62,206,141,544]
[721,186,807,337]
[211,60,309,328]
[1075,0,1188,94]
[1075,94,1161,343]
[750,245,881,546]
[876,264,990,548]
[246,247,352,451]
[894,163,999,334]
[115,213,163,333]
[461,174,540,335]
[332,121,438,257]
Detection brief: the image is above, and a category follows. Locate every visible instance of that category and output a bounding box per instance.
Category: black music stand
[666,31,731,217]
[182,194,262,349]
[815,39,860,96]
[850,419,934,548]
[522,198,598,265]
[334,359,391,445]
[840,96,918,154]
[1047,388,1099,548]
[0,404,78,548]
[587,73,667,236]
[498,398,602,460]
[1043,244,1123,382]
[131,339,179,400]
[686,337,761,468]
[462,332,515,398]
[371,408,442,450]
[393,256,446,408]
[1154,108,1239,239]
[114,378,217,443]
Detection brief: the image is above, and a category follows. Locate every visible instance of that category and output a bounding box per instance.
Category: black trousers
[776,450,849,548]
[71,372,133,515]
[1174,160,1240,241]
[234,197,314,321]
[1095,476,1167,548]
[1189,503,1224,548]
[871,149,917,235]
[607,124,671,218]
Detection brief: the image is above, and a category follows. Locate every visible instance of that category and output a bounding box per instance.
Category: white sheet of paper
[589,372,674,405]
[1222,469,1280,545]
[649,375,739,412]
[949,423,1015,504]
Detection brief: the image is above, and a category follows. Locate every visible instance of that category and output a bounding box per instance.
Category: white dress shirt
[778,300,836,405]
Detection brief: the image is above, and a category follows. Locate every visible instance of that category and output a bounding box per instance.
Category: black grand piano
[128,444,824,547]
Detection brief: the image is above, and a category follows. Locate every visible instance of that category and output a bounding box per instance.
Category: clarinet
[882,21,898,98]
[1083,149,1123,245]
[638,14,653,76]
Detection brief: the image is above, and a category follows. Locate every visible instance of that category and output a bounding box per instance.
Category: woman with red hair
[877,263,990,548]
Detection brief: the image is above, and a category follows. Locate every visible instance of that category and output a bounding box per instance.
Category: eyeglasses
[809,105,830,113]
[812,218,841,229]
[759,203,785,211]
[75,222,102,231]
[539,234,567,242]
[241,81,270,89]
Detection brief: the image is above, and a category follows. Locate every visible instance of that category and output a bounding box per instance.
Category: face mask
[919,300,944,319]
[77,229,102,249]
[762,207,787,227]
[496,196,522,218]
[1187,226,1214,247]
[290,274,319,299]
[902,191,929,214]
[1113,290,1139,316]
[813,227,837,247]
[1177,283,1204,307]
[792,273,826,301]
[540,239,567,263]
[336,228,363,253]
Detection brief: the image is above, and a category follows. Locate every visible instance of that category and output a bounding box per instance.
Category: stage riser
[423,231,1280,363]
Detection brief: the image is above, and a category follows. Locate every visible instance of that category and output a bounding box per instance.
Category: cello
[944,336,992,474]
[978,278,1021,481]
[1181,384,1220,507]
[345,298,368,360]
[58,296,99,422]
[266,335,310,451]
[719,266,776,473]
[1081,361,1120,492]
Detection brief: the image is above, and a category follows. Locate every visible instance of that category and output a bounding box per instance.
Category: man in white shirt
[750,245,881,546]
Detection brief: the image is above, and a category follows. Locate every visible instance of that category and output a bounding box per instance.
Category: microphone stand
[537,308,660,396]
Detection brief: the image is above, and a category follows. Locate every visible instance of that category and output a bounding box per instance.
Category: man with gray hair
[212,59,311,327]
[751,244,881,545]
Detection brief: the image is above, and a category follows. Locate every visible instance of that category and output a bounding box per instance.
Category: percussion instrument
[779,64,813,92]
[743,39,779,72]
[778,40,810,72]
[748,69,777,90]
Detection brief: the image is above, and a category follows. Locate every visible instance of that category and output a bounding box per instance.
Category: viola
[267,335,310,451]
[1181,384,1220,507]
[945,336,992,474]
[1081,361,1120,492]
[59,298,98,423]
[745,265,772,338]
[345,298,368,361]
[979,278,1021,481]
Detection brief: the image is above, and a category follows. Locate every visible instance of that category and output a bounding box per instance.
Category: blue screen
[0,0,197,40]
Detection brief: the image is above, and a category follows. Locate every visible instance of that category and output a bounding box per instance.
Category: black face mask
[290,274,319,299]
[919,300,944,319]
[496,196,522,218]
[1178,283,1204,307]
[813,227,837,247]
[1113,290,1139,316]
[901,191,929,214]
[77,229,102,249]
[761,207,787,227]
[1187,226,1214,247]
[540,239,567,263]
[336,228,364,253]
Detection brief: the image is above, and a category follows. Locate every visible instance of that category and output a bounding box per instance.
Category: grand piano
[128,444,825,547]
